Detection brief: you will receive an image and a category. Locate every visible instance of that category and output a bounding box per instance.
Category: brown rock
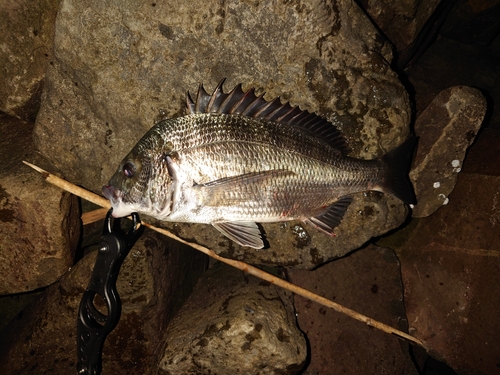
[0,229,207,374]
[289,244,418,375]
[0,112,80,294]
[400,129,500,375]
[33,0,413,267]
[410,86,486,218]
[158,262,307,374]
[357,0,441,57]
[0,0,59,120]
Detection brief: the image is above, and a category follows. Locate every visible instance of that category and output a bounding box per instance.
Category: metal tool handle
[76,209,142,375]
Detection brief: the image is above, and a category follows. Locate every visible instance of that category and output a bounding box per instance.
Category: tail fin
[381,136,417,205]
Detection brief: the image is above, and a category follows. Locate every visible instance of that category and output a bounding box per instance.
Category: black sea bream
[103,80,416,249]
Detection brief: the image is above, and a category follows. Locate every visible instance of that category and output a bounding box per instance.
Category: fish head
[102,134,175,219]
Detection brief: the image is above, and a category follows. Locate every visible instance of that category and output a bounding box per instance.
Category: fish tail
[380,136,417,205]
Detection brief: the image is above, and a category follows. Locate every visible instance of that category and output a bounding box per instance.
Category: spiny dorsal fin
[186,78,349,154]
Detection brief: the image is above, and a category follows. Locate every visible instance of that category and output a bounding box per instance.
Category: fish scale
[103,79,416,249]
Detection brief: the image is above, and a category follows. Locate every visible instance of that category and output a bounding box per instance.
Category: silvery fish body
[103,80,416,249]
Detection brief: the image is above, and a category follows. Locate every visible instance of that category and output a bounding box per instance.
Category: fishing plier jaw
[76,209,142,375]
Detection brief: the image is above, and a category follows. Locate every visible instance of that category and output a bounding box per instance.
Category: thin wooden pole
[23,160,426,349]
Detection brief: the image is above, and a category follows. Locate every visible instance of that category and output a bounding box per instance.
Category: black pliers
[76,209,142,375]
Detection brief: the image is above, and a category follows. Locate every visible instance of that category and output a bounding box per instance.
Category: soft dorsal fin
[186,78,349,155]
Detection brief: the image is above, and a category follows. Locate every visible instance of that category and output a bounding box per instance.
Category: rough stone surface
[0,112,80,294]
[0,0,59,120]
[357,0,440,58]
[410,86,486,218]
[158,262,307,375]
[399,129,500,375]
[34,0,413,266]
[0,229,207,374]
[289,244,418,375]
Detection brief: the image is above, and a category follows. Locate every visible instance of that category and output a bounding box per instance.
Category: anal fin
[212,221,264,249]
[305,196,353,234]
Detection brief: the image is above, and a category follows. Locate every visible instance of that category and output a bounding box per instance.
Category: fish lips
[102,184,117,201]
[102,185,128,218]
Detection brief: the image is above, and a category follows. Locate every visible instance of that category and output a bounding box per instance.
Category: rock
[399,128,500,375]
[289,244,418,375]
[0,229,207,374]
[357,0,441,63]
[33,0,413,266]
[158,262,307,374]
[410,86,486,218]
[0,0,59,120]
[0,112,80,294]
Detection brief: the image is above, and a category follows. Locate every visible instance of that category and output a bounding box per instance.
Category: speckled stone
[410,86,486,218]
[0,0,59,120]
[0,113,80,294]
[158,262,306,374]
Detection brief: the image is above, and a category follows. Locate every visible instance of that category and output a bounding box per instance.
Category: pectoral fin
[305,196,353,234]
[212,221,265,249]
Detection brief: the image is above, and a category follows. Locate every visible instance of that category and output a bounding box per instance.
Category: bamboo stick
[22,160,426,349]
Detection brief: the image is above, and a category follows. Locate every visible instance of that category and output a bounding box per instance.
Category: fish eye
[122,162,136,178]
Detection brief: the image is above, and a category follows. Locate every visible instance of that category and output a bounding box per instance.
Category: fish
[102,79,416,249]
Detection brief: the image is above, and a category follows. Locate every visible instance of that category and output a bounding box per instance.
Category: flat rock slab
[34,0,413,265]
[289,244,418,375]
[158,262,307,374]
[400,128,500,375]
[0,230,207,374]
[0,113,80,294]
[410,86,486,218]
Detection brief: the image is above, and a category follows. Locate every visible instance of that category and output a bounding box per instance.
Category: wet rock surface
[33,0,412,264]
[158,262,307,375]
[0,229,207,375]
[289,244,418,375]
[397,128,500,375]
[410,86,486,217]
[0,113,80,294]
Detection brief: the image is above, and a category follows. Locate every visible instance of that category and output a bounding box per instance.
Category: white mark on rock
[452,159,462,173]
[438,193,449,205]
[409,204,415,209]
[433,182,441,188]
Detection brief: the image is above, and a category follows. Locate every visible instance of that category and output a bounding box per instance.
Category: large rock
[357,0,441,64]
[0,0,59,120]
[0,112,80,294]
[0,229,207,374]
[399,128,500,375]
[289,244,418,375]
[158,261,307,374]
[33,0,413,266]
[410,86,486,217]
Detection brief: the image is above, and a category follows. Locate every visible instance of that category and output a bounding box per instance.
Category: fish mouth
[102,185,130,218]
[102,185,119,202]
